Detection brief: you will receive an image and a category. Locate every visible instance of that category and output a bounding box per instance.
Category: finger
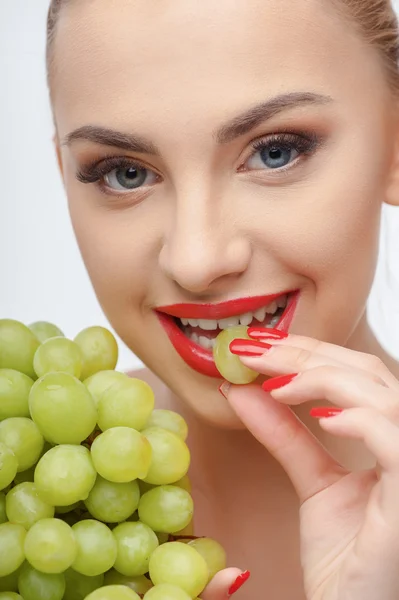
[247,330,399,389]
[201,568,249,599]
[226,383,346,503]
[231,340,377,383]
[318,407,399,521]
[263,365,399,423]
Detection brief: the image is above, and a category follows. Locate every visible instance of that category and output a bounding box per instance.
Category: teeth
[179,294,288,334]
[254,307,266,323]
[197,319,218,331]
[218,316,240,329]
[198,336,213,349]
[266,301,277,315]
[239,312,253,327]
[277,295,287,308]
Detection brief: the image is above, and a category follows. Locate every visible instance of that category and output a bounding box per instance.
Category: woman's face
[53,0,396,427]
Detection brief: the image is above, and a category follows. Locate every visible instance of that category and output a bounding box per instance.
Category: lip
[156,290,300,378]
[156,292,293,320]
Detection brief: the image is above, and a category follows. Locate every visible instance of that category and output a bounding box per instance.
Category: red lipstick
[156,291,299,378]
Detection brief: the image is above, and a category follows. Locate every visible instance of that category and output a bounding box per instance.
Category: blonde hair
[46,0,399,91]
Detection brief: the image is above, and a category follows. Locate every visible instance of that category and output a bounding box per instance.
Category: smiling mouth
[156,291,299,378]
[175,294,288,351]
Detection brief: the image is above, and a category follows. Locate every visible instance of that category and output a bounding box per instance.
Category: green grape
[84,476,140,523]
[55,502,80,515]
[103,571,153,594]
[33,338,83,379]
[144,584,192,600]
[84,371,128,408]
[85,585,141,600]
[74,327,118,380]
[173,520,194,538]
[0,443,18,490]
[0,369,33,420]
[13,466,35,485]
[18,563,65,600]
[29,321,64,343]
[0,523,26,577]
[63,569,104,600]
[141,427,190,485]
[91,428,152,483]
[0,320,40,379]
[149,542,209,598]
[213,326,258,384]
[0,593,23,599]
[112,522,159,577]
[29,372,97,445]
[145,409,188,441]
[0,418,44,472]
[138,486,193,534]
[5,483,54,529]
[173,474,192,494]
[34,445,96,506]
[24,518,77,574]
[0,492,6,523]
[187,538,226,581]
[97,378,154,432]
[0,567,20,592]
[71,520,117,576]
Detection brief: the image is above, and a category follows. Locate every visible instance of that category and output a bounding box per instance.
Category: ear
[385,122,399,206]
[53,133,65,181]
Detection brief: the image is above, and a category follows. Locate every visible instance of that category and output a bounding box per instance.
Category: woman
[46,0,399,597]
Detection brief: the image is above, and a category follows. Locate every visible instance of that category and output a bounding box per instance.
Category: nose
[159,199,251,295]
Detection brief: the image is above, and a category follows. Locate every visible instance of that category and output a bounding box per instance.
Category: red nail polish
[248,327,288,340]
[229,339,272,357]
[228,570,251,596]
[310,407,343,418]
[218,381,231,399]
[262,373,298,392]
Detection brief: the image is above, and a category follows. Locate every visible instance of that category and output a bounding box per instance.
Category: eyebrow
[61,92,332,153]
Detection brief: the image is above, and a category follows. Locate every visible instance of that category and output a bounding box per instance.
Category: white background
[1,0,399,371]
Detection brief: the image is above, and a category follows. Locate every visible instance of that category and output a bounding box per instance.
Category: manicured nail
[218,381,231,399]
[262,373,298,392]
[248,327,288,340]
[310,407,343,418]
[228,570,251,596]
[229,339,272,357]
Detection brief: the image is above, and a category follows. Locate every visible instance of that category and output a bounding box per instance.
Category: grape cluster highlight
[0,319,227,600]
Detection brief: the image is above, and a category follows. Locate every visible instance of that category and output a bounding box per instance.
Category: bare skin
[51,0,399,597]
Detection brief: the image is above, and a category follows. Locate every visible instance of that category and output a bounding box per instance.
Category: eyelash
[76,131,320,193]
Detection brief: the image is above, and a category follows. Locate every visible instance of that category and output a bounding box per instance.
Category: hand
[223,331,399,600]
[202,569,250,600]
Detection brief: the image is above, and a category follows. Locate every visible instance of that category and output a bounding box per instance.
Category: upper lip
[156,291,296,320]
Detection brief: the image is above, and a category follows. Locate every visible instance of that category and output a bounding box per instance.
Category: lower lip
[156,292,299,379]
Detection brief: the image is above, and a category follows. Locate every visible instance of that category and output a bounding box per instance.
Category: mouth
[156,291,299,378]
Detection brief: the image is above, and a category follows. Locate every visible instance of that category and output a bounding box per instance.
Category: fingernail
[218,381,231,399]
[262,373,298,392]
[248,327,288,340]
[229,339,272,357]
[228,570,251,596]
[310,407,343,418]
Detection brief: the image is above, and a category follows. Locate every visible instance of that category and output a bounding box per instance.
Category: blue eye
[246,133,317,172]
[77,157,159,193]
[104,165,155,191]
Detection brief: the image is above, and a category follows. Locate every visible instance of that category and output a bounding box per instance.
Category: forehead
[53,0,386,132]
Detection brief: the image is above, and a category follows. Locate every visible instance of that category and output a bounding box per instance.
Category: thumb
[201,568,250,599]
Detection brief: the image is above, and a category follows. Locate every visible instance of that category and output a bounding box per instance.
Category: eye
[76,157,160,194]
[104,165,157,191]
[245,133,318,172]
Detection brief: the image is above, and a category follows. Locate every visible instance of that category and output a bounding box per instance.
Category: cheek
[67,189,162,314]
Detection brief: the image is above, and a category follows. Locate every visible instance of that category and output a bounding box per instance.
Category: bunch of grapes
[0,319,227,600]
